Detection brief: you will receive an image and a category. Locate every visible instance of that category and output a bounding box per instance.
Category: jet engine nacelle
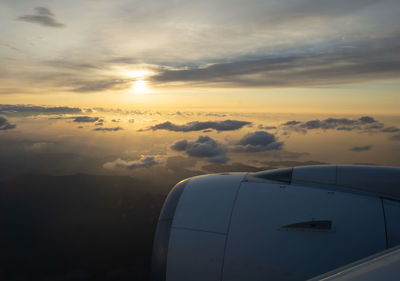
[152,165,400,281]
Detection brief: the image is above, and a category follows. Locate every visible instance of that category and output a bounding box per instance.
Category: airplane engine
[151,165,400,281]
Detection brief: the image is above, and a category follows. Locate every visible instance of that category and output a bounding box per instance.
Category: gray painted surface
[291,165,400,200]
[172,173,245,234]
[166,228,226,281]
[292,165,336,185]
[308,246,400,281]
[222,182,386,281]
[383,199,400,248]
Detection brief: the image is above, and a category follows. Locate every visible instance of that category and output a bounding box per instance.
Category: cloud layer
[148,120,251,132]
[103,155,163,170]
[0,104,82,116]
[281,116,400,135]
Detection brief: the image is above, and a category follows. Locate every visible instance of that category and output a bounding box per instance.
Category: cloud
[233,131,283,152]
[103,155,163,170]
[148,120,251,132]
[381,126,400,133]
[73,116,99,123]
[171,136,228,162]
[281,116,387,133]
[93,127,123,132]
[151,34,400,87]
[281,116,400,136]
[185,136,224,157]
[390,134,400,141]
[170,140,188,151]
[0,104,82,116]
[359,116,377,124]
[258,125,277,130]
[71,79,132,93]
[349,145,373,152]
[0,116,16,130]
[17,7,66,28]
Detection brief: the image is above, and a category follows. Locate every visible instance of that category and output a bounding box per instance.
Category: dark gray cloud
[17,7,66,28]
[0,116,16,130]
[381,126,400,133]
[282,116,379,133]
[103,156,163,170]
[185,136,224,157]
[152,35,400,87]
[350,145,373,152]
[390,134,400,141]
[73,116,99,123]
[282,116,400,136]
[93,127,123,132]
[234,131,283,152]
[0,104,82,116]
[170,140,188,151]
[171,136,227,162]
[148,120,251,132]
[359,116,377,124]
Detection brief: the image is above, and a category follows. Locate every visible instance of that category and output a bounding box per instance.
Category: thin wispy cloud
[350,145,373,152]
[103,155,163,170]
[0,104,82,116]
[94,127,123,132]
[17,7,66,28]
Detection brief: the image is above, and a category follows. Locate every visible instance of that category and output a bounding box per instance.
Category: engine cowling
[151,165,400,281]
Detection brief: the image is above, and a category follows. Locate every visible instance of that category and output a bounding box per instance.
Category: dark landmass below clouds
[0,174,166,281]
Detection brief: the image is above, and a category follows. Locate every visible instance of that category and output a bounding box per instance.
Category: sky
[0,0,400,181]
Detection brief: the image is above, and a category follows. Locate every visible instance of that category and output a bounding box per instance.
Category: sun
[132,79,148,94]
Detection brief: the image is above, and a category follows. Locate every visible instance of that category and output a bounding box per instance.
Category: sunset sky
[1,0,400,181]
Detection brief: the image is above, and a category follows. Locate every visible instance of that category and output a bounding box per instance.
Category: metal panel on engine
[172,173,246,234]
[222,182,386,281]
[166,228,226,281]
